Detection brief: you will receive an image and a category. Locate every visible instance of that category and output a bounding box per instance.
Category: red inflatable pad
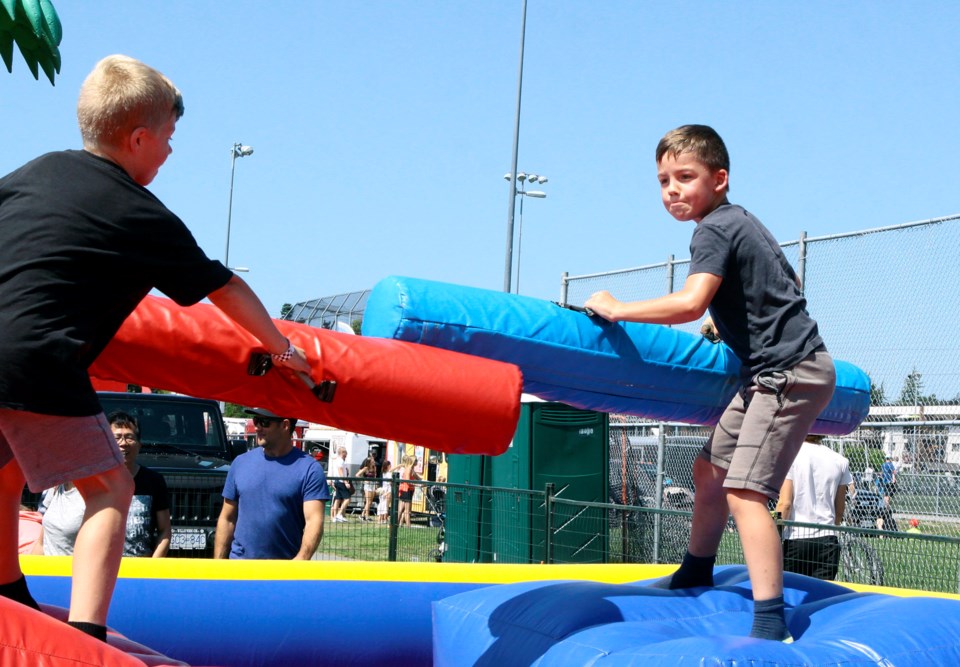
[89,295,522,455]
[0,598,187,666]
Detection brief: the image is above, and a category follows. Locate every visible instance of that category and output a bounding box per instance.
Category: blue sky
[3,1,959,317]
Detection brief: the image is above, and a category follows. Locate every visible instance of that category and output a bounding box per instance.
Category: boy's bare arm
[208,275,311,374]
[584,272,722,325]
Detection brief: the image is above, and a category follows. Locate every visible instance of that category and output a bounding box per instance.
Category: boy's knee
[0,460,25,491]
[725,487,770,515]
[75,465,134,505]
[106,467,135,502]
[692,458,724,491]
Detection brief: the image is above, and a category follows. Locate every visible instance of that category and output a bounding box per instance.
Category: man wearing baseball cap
[214,407,329,559]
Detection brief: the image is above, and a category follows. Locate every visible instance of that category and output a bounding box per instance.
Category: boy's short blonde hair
[656,124,730,174]
[77,54,184,149]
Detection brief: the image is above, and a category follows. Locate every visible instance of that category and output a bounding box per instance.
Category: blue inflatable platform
[433,565,960,666]
[20,559,960,666]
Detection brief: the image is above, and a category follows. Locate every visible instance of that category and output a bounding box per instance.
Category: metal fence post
[387,471,400,562]
[653,424,666,563]
[544,482,555,564]
[560,271,569,305]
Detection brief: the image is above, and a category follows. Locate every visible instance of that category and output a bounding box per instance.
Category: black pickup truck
[98,391,247,557]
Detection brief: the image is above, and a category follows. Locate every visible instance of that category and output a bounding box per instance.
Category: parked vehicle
[845,482,884,529]
[609,435,704,507]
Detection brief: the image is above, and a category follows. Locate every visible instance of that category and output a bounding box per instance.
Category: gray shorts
[702,347,836,499]
[0,409,125,492]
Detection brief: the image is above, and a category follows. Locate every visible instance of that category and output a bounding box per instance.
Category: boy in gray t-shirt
[586,124,835,642]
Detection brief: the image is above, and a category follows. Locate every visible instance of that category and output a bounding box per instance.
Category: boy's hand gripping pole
[247,353,337,403]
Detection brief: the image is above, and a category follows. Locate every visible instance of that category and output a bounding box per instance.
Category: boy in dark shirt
[586,124,835,641]
[0,55,310,641]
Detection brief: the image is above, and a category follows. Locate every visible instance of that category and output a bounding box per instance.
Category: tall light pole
[225,142,254,270]
[503,0,528,293]
[505,172,547,294]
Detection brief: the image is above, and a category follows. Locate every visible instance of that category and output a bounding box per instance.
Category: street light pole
[225,142,254,269]
[503,0,528,293]
[505,172,547,294]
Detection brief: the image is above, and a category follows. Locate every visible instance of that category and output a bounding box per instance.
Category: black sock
[0,575,41,611]
[648,551,715,589]
[750,595,791,641]
[68,621,108,643]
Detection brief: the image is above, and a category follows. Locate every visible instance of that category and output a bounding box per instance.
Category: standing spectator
[775,435,853,580]
[0,54,311,641]
[397,456,421,528]
[32,483,83,556]
[357,456,378,522]
[875,458,898,532]
[879,456,897,507]
[18,506,43,555]
[377,460,393,525]
[214,408,328,560]
[330,446,353,523]
[32,412,172,558]
[111,411,171,557]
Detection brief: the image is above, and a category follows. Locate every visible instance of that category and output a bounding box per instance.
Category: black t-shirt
[0,150,232,415]
[689,203,824,377]
[125,465,171,557]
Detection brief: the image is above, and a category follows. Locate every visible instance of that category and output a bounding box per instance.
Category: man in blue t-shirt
[214,408,329,560]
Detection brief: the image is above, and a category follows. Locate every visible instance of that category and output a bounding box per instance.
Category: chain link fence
[562,214,960,543]
[28,474,955,592]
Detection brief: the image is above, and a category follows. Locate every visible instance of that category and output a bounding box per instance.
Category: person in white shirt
[330,447,353,523]
[775,435,853,580]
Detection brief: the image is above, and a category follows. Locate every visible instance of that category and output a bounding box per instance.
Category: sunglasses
[252,416,282,427]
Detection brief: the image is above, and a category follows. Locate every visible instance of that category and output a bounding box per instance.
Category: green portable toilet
[490,400,609,563]
[447,399,608,564]
[444,452,493,562]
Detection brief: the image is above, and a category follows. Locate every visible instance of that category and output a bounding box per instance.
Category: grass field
[319,515,444,562]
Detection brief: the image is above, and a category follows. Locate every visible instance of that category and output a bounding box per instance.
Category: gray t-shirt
[38,484,85,556]
[689,203,823,377]
[38,466,169,556]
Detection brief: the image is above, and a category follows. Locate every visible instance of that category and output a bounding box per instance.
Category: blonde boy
[586,124,835,641]
[0,55,309,640]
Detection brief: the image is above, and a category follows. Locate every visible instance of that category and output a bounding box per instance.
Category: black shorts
[783,536,840,581]
[334,481,353,500]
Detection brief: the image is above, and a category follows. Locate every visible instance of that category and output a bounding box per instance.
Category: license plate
[171,528,207,550]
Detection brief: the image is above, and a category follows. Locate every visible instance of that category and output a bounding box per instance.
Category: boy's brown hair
[77,54,184,150]
[656,124,730,174]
